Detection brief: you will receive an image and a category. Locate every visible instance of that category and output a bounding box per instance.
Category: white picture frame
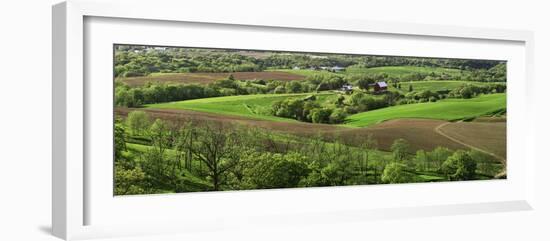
[52,0,536,240]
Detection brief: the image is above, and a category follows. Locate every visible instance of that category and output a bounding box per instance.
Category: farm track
[434,122,506,178]
[434,122,504,162]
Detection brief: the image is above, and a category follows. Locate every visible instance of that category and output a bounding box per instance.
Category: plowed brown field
[437,122,506,160]
[116,108,496,153]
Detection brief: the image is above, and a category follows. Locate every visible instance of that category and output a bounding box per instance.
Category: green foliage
[346,92,388,112]
[272,98,307,121]
[190,123,243,190]
[114,119,127,160]
[470,150,502,177]
[442,150,477,181]
[285,81,304,93]
[391,138,410,162]
[115,82,223,107]
[114,165,146,195]
[309,108,333,124]
[115,114,505,195]
[448,83,506,99]
[381,162,413,184]
[114,46,262,77]
[329,108,348,124]
[126,111,150,135]
[270,95,348,124]
[243,152,309,189]
[113,45,507,195]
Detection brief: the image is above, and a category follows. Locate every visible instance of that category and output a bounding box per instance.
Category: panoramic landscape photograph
[113,44,507,196]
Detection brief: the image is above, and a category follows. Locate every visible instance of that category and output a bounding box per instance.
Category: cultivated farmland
[113,45,507,195]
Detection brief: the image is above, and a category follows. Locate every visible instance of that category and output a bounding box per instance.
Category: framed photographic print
[52,0,536,240]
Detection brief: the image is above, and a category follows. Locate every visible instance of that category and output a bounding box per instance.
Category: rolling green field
[145,93,331,122]
[345,93,506,127]
[345,66,467,77]
[275,66,469,79]
[393,80,505,92]
[146,91,505,128]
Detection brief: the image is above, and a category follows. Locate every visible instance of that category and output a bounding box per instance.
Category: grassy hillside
[345,94,506,127]
[346,66,466,77]
[145,93,331,122]
[394,80,505,92]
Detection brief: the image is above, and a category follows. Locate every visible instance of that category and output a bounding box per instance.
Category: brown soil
[116,108,472,153]
[339,119,467,152]
[438,122,507,160]
[118,71,305,87]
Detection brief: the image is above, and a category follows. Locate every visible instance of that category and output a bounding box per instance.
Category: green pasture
[393,80,505,92]
[345,93,506,127]
[346,66,467,77]
[145,93,332,122]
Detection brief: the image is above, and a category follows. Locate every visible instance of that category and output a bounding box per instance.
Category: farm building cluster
[340,81,388,94]
[293,66,347,72]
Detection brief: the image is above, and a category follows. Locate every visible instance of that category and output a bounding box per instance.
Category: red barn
[372,81,388,93]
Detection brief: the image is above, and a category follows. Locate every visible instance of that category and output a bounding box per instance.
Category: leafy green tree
[409,84,413,92]
[273,85,286,94]
[320,158,357,186]
[356,77,374,90]
[316,82,331,91]
[214,78,238,89]
[244,152,309,189]
[429,147,453,170]
[414,150,429,172]
[442,150,477,181]
[309,108,333,124]
[271,98,307,121]
[329,108,348,124]
[468,150,500,176]
[114,165,146,195]
[359,134,378,175]
[149,119,171,155]
[126,111,150,135]
[381,162,414,184]
[286,81,303,93]
[114,119,127,160]
[391,138,410,162]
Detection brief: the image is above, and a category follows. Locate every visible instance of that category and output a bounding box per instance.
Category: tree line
[114,111,503,195]
[114,45,506,80]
